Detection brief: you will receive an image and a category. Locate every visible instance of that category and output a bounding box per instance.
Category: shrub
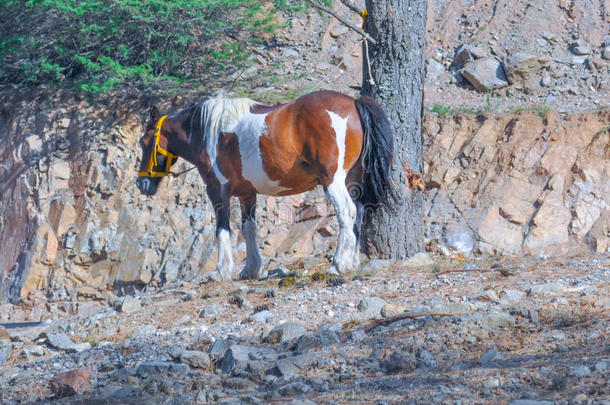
[0,0,296,93]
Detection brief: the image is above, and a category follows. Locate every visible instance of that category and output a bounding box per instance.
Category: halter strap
[138,115,179,177]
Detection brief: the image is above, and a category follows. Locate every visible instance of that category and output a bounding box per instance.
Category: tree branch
[338,0,362,15]
[306,0,377,45]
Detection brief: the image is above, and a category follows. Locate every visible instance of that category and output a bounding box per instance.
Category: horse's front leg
[239,194,266,280]
[207,183,235,282]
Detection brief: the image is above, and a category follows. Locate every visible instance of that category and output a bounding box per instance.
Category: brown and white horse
[136,90,394,282]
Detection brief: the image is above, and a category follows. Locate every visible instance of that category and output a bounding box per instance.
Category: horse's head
[136,106,178,195]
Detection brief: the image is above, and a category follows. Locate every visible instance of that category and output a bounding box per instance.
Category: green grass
[507,104,552,117]
[430,104,454,115]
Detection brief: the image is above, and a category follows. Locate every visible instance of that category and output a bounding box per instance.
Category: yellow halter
[138,115,179,177]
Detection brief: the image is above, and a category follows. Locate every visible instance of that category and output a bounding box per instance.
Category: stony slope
[1,256,608,403]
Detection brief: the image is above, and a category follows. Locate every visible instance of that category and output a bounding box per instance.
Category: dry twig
[362,312,455,332]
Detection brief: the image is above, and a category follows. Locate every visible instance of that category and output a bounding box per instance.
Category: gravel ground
[1,254,608,404]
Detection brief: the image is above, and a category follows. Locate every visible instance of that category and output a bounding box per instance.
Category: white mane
[196,93,258,183]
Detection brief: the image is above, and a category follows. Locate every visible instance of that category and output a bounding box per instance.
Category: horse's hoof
[207,270,230,282]
[238,270,253,281]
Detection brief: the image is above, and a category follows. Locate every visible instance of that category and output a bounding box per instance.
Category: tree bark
[361,0,426,258]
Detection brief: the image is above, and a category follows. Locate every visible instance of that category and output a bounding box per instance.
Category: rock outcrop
[0,92,608,304]
[423,110,609,256]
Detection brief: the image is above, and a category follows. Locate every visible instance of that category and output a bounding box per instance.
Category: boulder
[460,58,508,91]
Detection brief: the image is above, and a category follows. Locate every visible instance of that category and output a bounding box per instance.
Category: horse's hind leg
[239,194,265,280]
[353,199,364,265]
[207,183,235,282]
[326,178,359,274]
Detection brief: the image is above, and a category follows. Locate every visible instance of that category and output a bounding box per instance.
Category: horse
[135,90,395,282]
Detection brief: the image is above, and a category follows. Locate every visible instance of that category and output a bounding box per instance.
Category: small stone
[594,361,607,373]
[47,333,91,353]
[268,266,292,278]
[120,296,141,314]
[453,44,487,68]
[218,345,277,375]
[472,290,499,302]
[509,400,554,405]
[349,329,367,342]
[49,368,91,397]
[24,345,45,357]
[380,351,416,374]
[602,47,610,60]
[26,135,43,152]
[249,310,271,323]
[264,322,306,344]
[330,25,349,38]
[281,48,299,58]
[403,252,434,267]
[168,347,182,360]
[362,259,391,272]
[477,348,504,365]
[416,348,437,369]
[279,381,310,396]
[528,283,564,296]
[357,297,388,317]
[130,324,156,339]
[0,326,10,340]
[181,350,211,369]
[223,376,255,390]
[208,338,227,362]
[293,326,340,352]
[571,365,591,377]
[482,311,515,329]
[266,358,300,378]
[0,344,11,366]
[381,304,404,318]
[445,230,475,256]
[136,361,189,378]
[460,58,508,91]
[571,40,591,55]
[541,31,556,41]
[500,289,525,302]
[58,118,71,128]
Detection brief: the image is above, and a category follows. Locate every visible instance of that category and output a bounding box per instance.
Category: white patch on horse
[214,228,235,281]
[198,95,257,185]
[234,112,291,196]
[326,111,359,273]
[240,219,265,280]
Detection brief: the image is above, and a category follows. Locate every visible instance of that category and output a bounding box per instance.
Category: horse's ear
[150,106,159,123]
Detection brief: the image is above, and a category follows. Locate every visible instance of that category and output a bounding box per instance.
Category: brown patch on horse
[215,132,257,197]
[259,90,364,191]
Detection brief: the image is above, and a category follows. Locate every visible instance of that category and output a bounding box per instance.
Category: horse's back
[229,91,363,196]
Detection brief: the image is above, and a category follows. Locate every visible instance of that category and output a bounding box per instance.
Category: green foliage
[0,0,294,93]
[430,104,453,116]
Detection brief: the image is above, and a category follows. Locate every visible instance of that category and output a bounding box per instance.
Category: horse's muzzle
[136,177,159,195]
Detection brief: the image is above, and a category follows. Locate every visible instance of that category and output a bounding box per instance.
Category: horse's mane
[188,93,258,158]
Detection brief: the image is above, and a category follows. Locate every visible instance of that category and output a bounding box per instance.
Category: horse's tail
[354,96,396,210]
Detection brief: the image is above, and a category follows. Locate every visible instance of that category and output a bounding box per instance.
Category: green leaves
[1,0,292,93]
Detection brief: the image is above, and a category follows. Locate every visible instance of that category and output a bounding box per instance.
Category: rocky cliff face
[422,110,609,256]
[0,92,607,305]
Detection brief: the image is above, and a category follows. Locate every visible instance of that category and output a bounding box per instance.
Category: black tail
[354,96,396,210]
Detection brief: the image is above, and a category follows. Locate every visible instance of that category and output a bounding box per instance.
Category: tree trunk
[361,0,427,258]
